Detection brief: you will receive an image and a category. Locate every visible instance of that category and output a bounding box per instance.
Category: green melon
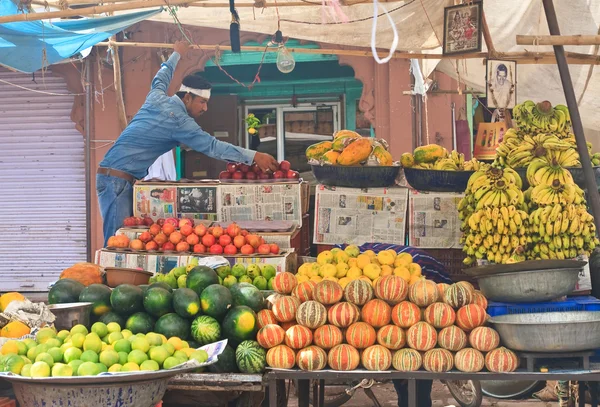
[191,315,221,345]
[149,282,173,292]
[187,266,219,296]
[229,283,265,312]
[154,313,190,340]
[48,279,85,304]
[79,284,112,316]
[200,284,233,321]
[125,312,155,334]
[110,284,144,316]
[98,311,126,327]
[208,345,239,373]
[235,340,266,373]
[222,306,258,345]
[173,288,201,319]
[143,287,173,318]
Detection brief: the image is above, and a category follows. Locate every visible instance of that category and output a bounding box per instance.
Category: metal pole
[542,0,600,232]
[85,57,92,262]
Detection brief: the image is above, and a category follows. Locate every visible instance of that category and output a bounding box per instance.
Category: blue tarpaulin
[0,0,161,73]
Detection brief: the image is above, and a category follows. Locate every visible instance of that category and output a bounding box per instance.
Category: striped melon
[284,325,313,349]
[296,301,327,329]
[423,302,456,328]
[423,348,454,372]
[191,315,221,345]
[361,299,392,328]
[455,348,485,373]
[437,283,450,300]
[392,348,422,372]
[391,301,421,328]
[376,325,405,350]
[292,281,316,303]
[257,309,278,329]
[296,346,328,371]
[327,302,360,328]
[328,344,360,371]
[266,345,296,369]
[485,347,519,373]
[361,344,392,371]
[345,322,377,349]
[344,279,374,306]
[272,272,298,294]
[443,283,473,309]
[256,324,286,349]
[471,290,488,310]
[236,340,266,373]
[373,275,408,304]
[469,326,500,352]
[313,280,343,305]
[406,321,437,351]
[313,325,343,350]
[272,296,300,323]
[408,279,439,307]
[455,304,487,332]
[457,281,475,293]
[438,325,467,351]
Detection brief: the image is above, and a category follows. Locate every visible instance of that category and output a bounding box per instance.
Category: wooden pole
[481,10,496,54]
[108,38,128,132]
[517,34,600,46]
[541,0,600,232]
[28,0,391,8]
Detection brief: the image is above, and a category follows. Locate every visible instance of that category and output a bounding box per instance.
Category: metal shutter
[0,68,86,292]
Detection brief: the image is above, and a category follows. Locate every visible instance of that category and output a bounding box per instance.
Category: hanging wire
[281,0,414,24]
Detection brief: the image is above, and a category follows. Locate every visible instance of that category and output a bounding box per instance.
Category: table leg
[312,380,319,407]
[579,382,586,407]
[298,379,310,407]
[408,379,417,407]
[318,379,325,407]
[590,382,599,407]
[269,378,278,407]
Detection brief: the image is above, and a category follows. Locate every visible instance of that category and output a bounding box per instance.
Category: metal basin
[490,311,600,352]
[476,268,580,303]
[481,380,540,399]
[48,302,92,331]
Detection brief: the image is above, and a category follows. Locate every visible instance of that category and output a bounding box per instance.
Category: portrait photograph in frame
[443,2,483,56]
[486,59,517,109]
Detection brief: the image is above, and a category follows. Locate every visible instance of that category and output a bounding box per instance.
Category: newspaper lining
[313,185,408,245]
[408,191,464,249]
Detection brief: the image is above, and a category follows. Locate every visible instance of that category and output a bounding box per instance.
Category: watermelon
[110,284,144,316]
[235,340,266,373]
[222,306,258,345]
[99,311,126,327]
[200,284,233,320]
[187,266,219,296]
[125,312,156,334]
[48,279,85,304]
[173,288,201,319]
[149,282,173,292]
[230,283,265,312]
[207,345,239,373]
[79,284,112,316]
[154,313,191,340]
[191,315,221,345]
[143,287,174,317]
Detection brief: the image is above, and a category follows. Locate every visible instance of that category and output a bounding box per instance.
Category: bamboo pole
[29,0,388,8]
[517,35,600,46]
[481,10,496,54]
[109,37,128,132]
[95,41,600,64]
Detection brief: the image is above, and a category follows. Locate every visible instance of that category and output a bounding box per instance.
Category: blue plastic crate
[487,296,600,317]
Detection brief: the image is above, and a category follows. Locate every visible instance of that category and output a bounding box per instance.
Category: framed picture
[443,2,483,55]
[486,59,517,109]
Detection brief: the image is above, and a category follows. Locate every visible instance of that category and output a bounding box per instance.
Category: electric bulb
[276,45,295,74]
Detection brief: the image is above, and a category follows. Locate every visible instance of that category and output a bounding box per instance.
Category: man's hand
[254,152,279,173]
[174,40,190,56]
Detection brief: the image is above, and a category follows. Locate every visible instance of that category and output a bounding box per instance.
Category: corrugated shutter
[0,68,86,291]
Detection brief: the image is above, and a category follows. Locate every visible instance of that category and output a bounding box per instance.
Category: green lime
[71,333,85,349]
[20,356,31,365]
[173,350,188,360]
[91,322,109,339]
[140,360,160,371]
[260,264,276,280]
[70,325,89,336]
[181,341,189,349]
[127,349,148,365]
[113,339,132,354]
[23,339,37,351]
[267,277,274,290]
[47,347,64,363]
[99,350,119,368]
[106,322,121,334]
[2,355,24,374]
[60,343,73,353]
[118,351,128,365]
[121,329,133,340]
[36,327,57,344]
[45,338,61,349]
[80,350,99,363]
[148,346,169,367]
[68,360,84,376]
[20,364,32,377]
[26,346,38,361]
[95,363,108,373]
[83,333,102,353]
[108,332,124,345]
[131,337,150,353]
[108,363,122,373]
[64,347,82,363]
[14,341,27,356]
[163,343,175,356]
[57,330,70,341]
[77,361,100,376]
[163,356,181,370]
[120,362,140,372]
[51,363,73,377]
[35,352,54,368]
[146,333,162,347]
[30,361,51,377]
[189,349,208,364]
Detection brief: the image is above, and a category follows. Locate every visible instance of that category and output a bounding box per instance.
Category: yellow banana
[497,218,505,234]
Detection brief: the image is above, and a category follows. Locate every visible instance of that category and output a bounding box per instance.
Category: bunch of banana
[544,149,581,168]
[529,180,582,206]
[496,128,523,159]
[434,158,460,171]
[505,133,573,168]
[526,158,574,187]
[463,158,489,172]
[412,163,434,169]
[450,150,465,168]
[513,100,571,134]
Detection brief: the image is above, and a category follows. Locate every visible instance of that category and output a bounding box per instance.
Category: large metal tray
[464,259,587,277]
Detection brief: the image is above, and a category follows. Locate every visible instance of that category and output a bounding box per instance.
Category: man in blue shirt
[97,41,278,244]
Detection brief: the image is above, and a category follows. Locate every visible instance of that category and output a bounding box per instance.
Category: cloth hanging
[144,150,177,181]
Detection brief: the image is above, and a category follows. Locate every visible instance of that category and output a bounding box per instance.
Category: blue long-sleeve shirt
[99,52,255,179]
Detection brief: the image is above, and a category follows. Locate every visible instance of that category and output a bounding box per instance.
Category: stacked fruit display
[400,145,487,172]
[495,100,599,168]
[459,165,529,266]
[257,270,518,373]
[107,220,280,256]
[306,130,394,166]
[526,158,599,259]
[296,246,423,288]
[0,323,210,377]
[216,263,277,290]
[219,161,299,181]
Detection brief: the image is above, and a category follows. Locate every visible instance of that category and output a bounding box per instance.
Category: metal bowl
[490,311,600,352]
[475,268,580,303]
[311,165,400,188]
[48,302,92,331]
[481,380,541,399]
[403,168,473,192]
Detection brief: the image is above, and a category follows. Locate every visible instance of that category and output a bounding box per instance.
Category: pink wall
[73,21,465,254]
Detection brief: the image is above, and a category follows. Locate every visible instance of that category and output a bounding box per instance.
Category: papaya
[413,144,446,164]
[322,150,341,165]
[372,146,393,166]
[306,141,333,160]
[337,138,373,166]
[400,153,415,168]
[332,134,360,152]
[333,130,361,140]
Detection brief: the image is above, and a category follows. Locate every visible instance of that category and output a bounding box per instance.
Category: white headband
[179,84,211,99]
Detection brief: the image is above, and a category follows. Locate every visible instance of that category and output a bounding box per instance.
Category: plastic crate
[422,249,477,286]
[487,296,600,317]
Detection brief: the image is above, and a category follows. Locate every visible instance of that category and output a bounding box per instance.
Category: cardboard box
[95,249,297,275]
[408,190,464,249]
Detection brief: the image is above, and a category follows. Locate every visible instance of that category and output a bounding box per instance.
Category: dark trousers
[393,379,433,407]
